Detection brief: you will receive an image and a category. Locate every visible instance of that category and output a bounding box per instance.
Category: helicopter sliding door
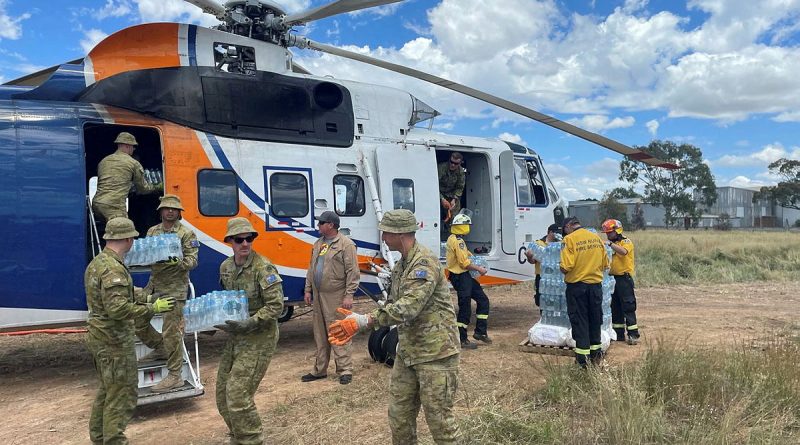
[498,150,518,254]
[374,145,439,253]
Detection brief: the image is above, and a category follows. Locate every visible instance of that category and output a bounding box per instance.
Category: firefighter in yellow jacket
[560,216,609,367]
[601,219,640,345]
[445,212,490,349]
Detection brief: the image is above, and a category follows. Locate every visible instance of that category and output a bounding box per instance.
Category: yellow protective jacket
[610,237,635,276]
[445,234,472,274]
[560,228,609,284]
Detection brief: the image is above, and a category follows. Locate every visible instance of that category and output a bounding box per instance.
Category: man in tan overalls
[301,211,360,385]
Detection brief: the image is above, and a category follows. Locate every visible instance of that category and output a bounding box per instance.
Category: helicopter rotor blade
[183,0,226,20]
[284,0,404,27]
[302,39,678,169]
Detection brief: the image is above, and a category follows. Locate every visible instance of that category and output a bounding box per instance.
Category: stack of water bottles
[469,255,490,278]
[125,233,183,266]
[184,290,249,333]
[144,168,163,187]
[526,231,617,348]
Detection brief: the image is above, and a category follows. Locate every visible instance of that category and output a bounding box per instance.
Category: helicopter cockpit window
[333,175,366,217]
[214,42,256,76]
[392,178,415,212]
[270,173,309,218]
[198,169,239,216]
[514,159,548,207]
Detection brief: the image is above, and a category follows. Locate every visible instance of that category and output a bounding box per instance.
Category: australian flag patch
[267,274,278,284]
[190,240,200,247]
[413,269,428,279]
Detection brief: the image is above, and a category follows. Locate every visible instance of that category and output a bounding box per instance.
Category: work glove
[164,256,181,266]
[440,198,451,210]
[328,308,370,346]
[152,296,176,313]
[214,318,257,335]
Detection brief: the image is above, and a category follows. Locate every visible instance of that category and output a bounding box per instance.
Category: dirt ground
[1,281,798,445]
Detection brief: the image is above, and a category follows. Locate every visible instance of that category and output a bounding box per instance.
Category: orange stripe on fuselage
[102,109,368,271]
[89,23,181,82]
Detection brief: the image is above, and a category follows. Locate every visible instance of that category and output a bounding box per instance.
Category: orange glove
[327,308,369,346]
[440,198,451,210]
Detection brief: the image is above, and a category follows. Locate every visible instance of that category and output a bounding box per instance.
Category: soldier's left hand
[164,256,181,266]
[341,296,353,310]
[214,319,255,334]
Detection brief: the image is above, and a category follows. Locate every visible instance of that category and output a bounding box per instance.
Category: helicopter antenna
[293,37,679,170]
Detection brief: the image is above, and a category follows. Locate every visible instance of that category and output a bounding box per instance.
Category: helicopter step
[135,314,204,406]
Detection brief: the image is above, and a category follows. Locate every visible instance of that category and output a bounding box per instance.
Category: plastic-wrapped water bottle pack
[184,290,249,333]
[124,233,183,266]
[526,235,616,348]
[469,255,490,278]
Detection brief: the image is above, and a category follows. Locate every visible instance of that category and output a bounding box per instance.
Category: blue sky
[2,0,800,201]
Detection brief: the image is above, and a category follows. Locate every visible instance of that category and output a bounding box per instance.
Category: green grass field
[627,230,800,286]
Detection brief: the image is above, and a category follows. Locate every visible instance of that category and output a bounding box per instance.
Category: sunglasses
[450,160,461,166]
[233,235,256,244]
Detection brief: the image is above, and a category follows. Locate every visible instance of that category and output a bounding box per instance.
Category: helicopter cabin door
[498,150,518,254]
[264,167,314,232]
[374,145,439,253]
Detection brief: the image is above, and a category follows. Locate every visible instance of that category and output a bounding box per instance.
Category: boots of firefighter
[575,352,589,369]
[613,326,626,342]
[626,328,640,345]
[138,344,168,362]
[151,371,184,393]
[459,327,477,350]
[589,348,605,366]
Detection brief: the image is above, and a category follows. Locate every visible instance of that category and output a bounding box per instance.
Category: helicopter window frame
[269,172,309,218]
[392,178,416,212]
[514,158,548,207]
[197,168,240,217]
[333,174,366,217]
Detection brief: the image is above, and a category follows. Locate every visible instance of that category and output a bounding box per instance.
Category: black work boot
[626,330,640,345]
[473,333,493,344]
[575,353,588,369]
[589,349,605,366]
[613,328,626,342]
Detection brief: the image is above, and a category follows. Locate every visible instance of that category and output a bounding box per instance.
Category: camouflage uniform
[92,134,158,221]
[437,161,465,215]
[85,218,155,445]
[135,217,199,374]
[304,231,360,378]
[371,210,462,445]
[217,248,284,445]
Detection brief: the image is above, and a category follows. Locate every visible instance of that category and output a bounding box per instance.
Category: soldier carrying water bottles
[135,194,199,392]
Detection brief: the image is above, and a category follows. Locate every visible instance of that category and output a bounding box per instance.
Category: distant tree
[597,192,630,229]
[631,202,646,230]
[607,187,641,200]
[619,140,716,227]
[580,198,599,201]
[715,212,731,231]
[753,158,800,210]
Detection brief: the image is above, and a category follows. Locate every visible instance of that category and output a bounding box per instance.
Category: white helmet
[451,213,472,225]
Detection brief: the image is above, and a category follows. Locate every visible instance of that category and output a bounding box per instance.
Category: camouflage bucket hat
[224,217,258,241]
[114,132,138,146]
[378,209,418,233]
[157,194,184,211]
[103,217,139,240]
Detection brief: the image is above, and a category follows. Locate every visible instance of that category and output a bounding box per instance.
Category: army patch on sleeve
[413,269,428,279]
[190,240,200,247]
[267,274,278,284]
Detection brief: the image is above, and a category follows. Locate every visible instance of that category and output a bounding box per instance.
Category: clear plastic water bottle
[238,290,248,320]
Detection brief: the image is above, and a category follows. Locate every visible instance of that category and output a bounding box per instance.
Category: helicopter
[0,0,676,334]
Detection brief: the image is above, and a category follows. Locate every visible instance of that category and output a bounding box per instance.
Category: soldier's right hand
[304,292,312,305]
[152,296,176,313]
[440,198,451,210]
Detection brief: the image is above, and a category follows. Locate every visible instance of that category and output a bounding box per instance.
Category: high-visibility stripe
[590,344,602,351]
[476,314,489,320]
[612,323,626,328]
[627,325,638,330]
[456,322,468,328]
[574,348,590,355]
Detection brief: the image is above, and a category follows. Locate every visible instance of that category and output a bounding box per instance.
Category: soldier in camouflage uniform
[135,194,199,392]
[92,132,161,222]
[328,209,462,445]
[84,217,175,445]
[214,217,284,445]
[437,152,466,218]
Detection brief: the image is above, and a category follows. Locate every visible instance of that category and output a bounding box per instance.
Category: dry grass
[628,230,800,286]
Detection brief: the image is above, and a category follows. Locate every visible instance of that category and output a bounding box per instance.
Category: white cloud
[711,143,800,167]
[94,0,133,20]
[727,175,770,189]
[348,2,402,18]
[498,132,525,145]
[567,115,635,133]
[134,0,224,26]
[646,119,659,136]
[0,0,31,40]
[81,29,109,53]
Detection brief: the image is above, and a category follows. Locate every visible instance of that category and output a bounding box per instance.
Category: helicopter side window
[270,173,309,217]
[213,42,257,76]
[333,175,366,217]
[198,169,239,216]
[392,178,415,212]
